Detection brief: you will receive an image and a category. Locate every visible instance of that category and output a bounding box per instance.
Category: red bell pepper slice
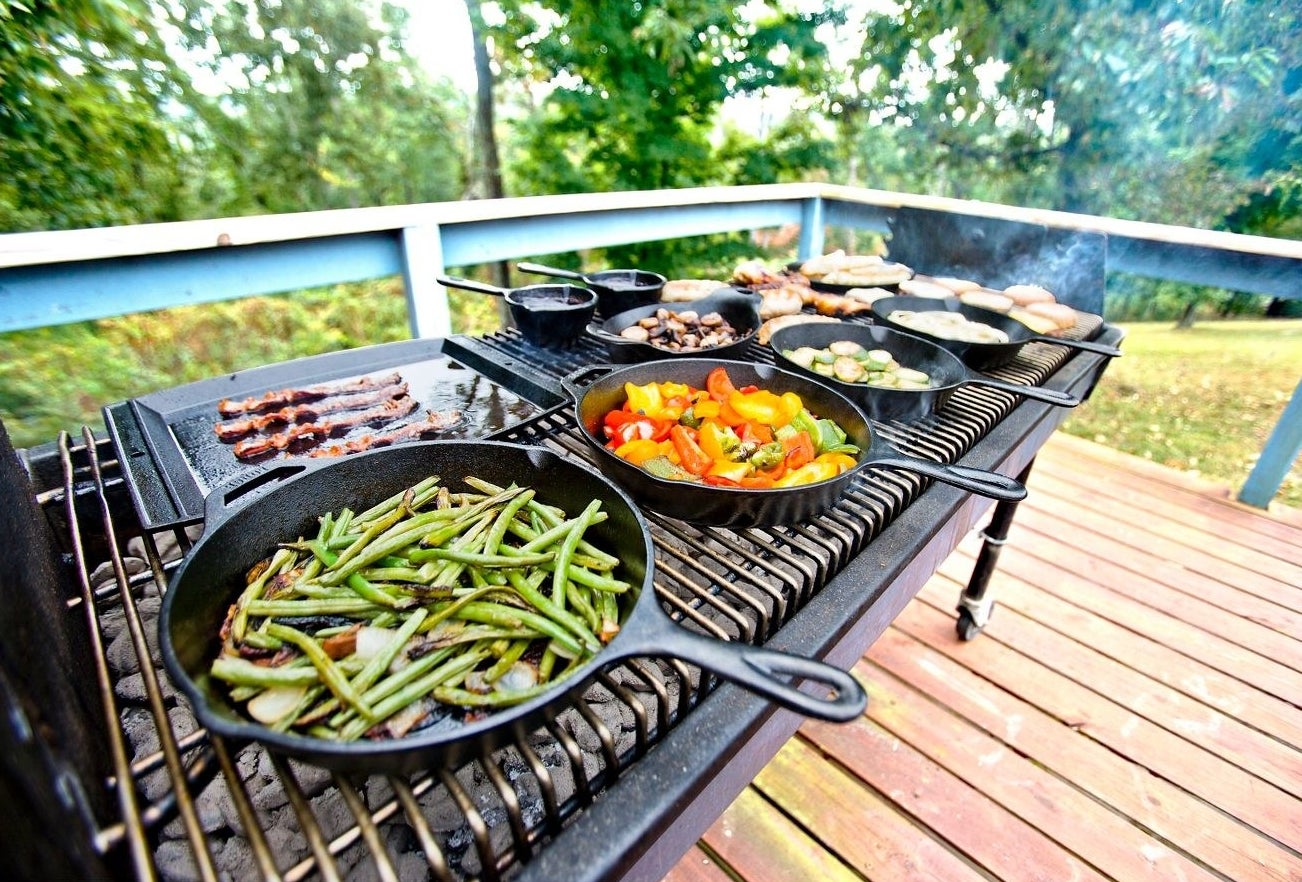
[669,425,712,476]
[782,430,816,471]
[705,367,737,402]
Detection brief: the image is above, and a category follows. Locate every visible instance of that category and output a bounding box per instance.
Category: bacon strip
[214,383,409,441]
[232,397,419,459]
[217,372,402,416]
[308,410,466,458]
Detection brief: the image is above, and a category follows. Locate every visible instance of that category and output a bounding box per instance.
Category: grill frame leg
[956,457,1035,640]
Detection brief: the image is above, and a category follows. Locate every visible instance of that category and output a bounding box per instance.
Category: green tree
[480,1,842,270]
[170,0,469,216]
[0,0,187,231]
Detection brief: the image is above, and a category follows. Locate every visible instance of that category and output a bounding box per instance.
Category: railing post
[399,224,451,338]
[1237,376,1302,508]
[797,196,825,260]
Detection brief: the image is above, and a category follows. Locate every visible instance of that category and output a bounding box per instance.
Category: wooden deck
[662,431,1302,882]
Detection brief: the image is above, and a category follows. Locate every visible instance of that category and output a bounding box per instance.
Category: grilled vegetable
[209,475,631,741]
[601,366,861,489]
[781,341,934,389]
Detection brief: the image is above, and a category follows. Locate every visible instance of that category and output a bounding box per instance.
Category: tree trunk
[1176,300,1199,329]
[464,0,510,288]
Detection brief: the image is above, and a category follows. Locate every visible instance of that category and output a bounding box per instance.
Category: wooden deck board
[662,431,1302,882]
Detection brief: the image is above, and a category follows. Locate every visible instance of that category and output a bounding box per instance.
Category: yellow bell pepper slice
[706,460,753,482]
[814,452,859,472]
[624,381,663,417]
[615,438,667,466]
[728,389,804,427]
[698,421,740,462]
[773,461,841,488]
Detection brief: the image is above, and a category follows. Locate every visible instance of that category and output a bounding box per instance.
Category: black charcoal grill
[0,310,1120,882]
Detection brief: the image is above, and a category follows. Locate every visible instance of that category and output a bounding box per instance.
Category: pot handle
[962,375,1081,408]
[435,276,509,297]
[559,364,617,404]
[655,627,866,722]
[1030,335,1123,358]
[517,261,584,282]
[867,452,1027,502]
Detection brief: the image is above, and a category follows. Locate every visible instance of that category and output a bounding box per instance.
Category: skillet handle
[435,276,508,297]
[202,461,314,524]
[964,376,1080,408]
[869,453,1027,502]
[656,627,866,722]
[517,261,584,281]
[559,364,617,404]
[1032,335,1123,358]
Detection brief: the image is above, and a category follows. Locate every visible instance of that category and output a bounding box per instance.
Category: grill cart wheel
[956,606,985,642]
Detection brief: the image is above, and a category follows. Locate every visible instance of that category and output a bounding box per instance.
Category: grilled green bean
[209,471,631,743]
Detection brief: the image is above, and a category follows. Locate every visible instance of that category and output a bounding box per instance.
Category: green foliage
[169,0,469,215]
[0,280,408,448]
[0,0,188,230]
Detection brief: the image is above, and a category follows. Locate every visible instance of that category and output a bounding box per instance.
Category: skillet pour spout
[160,440,865,774]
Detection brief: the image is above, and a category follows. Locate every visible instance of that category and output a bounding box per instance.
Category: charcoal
[154,839,202,882]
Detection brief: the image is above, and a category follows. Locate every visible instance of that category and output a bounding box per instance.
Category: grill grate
[36,313,1101,881]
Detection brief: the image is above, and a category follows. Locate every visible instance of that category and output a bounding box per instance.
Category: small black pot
[768,323,1080,422]
[436,276,597,347]
[159,441,866,773]
[565,359,1025,528]
[588,288,762,364]
[871,296,1122,370]
[518,262,666,318]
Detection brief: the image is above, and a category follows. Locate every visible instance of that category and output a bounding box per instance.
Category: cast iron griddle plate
[104,338,540,530]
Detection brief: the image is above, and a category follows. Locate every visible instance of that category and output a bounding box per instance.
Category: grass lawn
[1058,318,1302,510]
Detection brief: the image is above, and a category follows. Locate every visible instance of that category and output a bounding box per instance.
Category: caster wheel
[956,608,983,642]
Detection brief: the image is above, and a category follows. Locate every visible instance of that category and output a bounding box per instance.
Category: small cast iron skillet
[565,359,1025,528]
[587,288,762,364]
[436,276,597,347]
[870,296,1122,371]
[768,322,1080,422]
[159,440,865,774]
[517,261,666,318]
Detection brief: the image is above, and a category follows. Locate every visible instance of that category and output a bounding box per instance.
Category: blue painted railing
[1,183,1299,506]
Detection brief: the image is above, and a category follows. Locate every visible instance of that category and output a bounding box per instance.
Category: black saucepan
[564,359,1025,528]
[768,322,1081,422]
[436,276,597,347]
[518,261,666,318]
[871,295,1122,370]
[588,288,762,364]
[159,441,865,773]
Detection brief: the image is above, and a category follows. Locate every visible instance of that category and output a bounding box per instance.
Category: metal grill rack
[27,313,1110,882]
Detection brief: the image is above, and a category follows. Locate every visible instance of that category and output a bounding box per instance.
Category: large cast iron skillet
[768,323,1080,422]
[587,288,762,364]
[159,441,865,774]
[870,296,1122,370]
[565,359,1026,528]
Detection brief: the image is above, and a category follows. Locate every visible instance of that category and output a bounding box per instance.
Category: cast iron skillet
[768,322,1080,422]
[517,261,666,318]
[871,295,1122,371]
[587,288,762,364]
[564,359,1026,528]
[436,276,597,347]
[159,440,865,774]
